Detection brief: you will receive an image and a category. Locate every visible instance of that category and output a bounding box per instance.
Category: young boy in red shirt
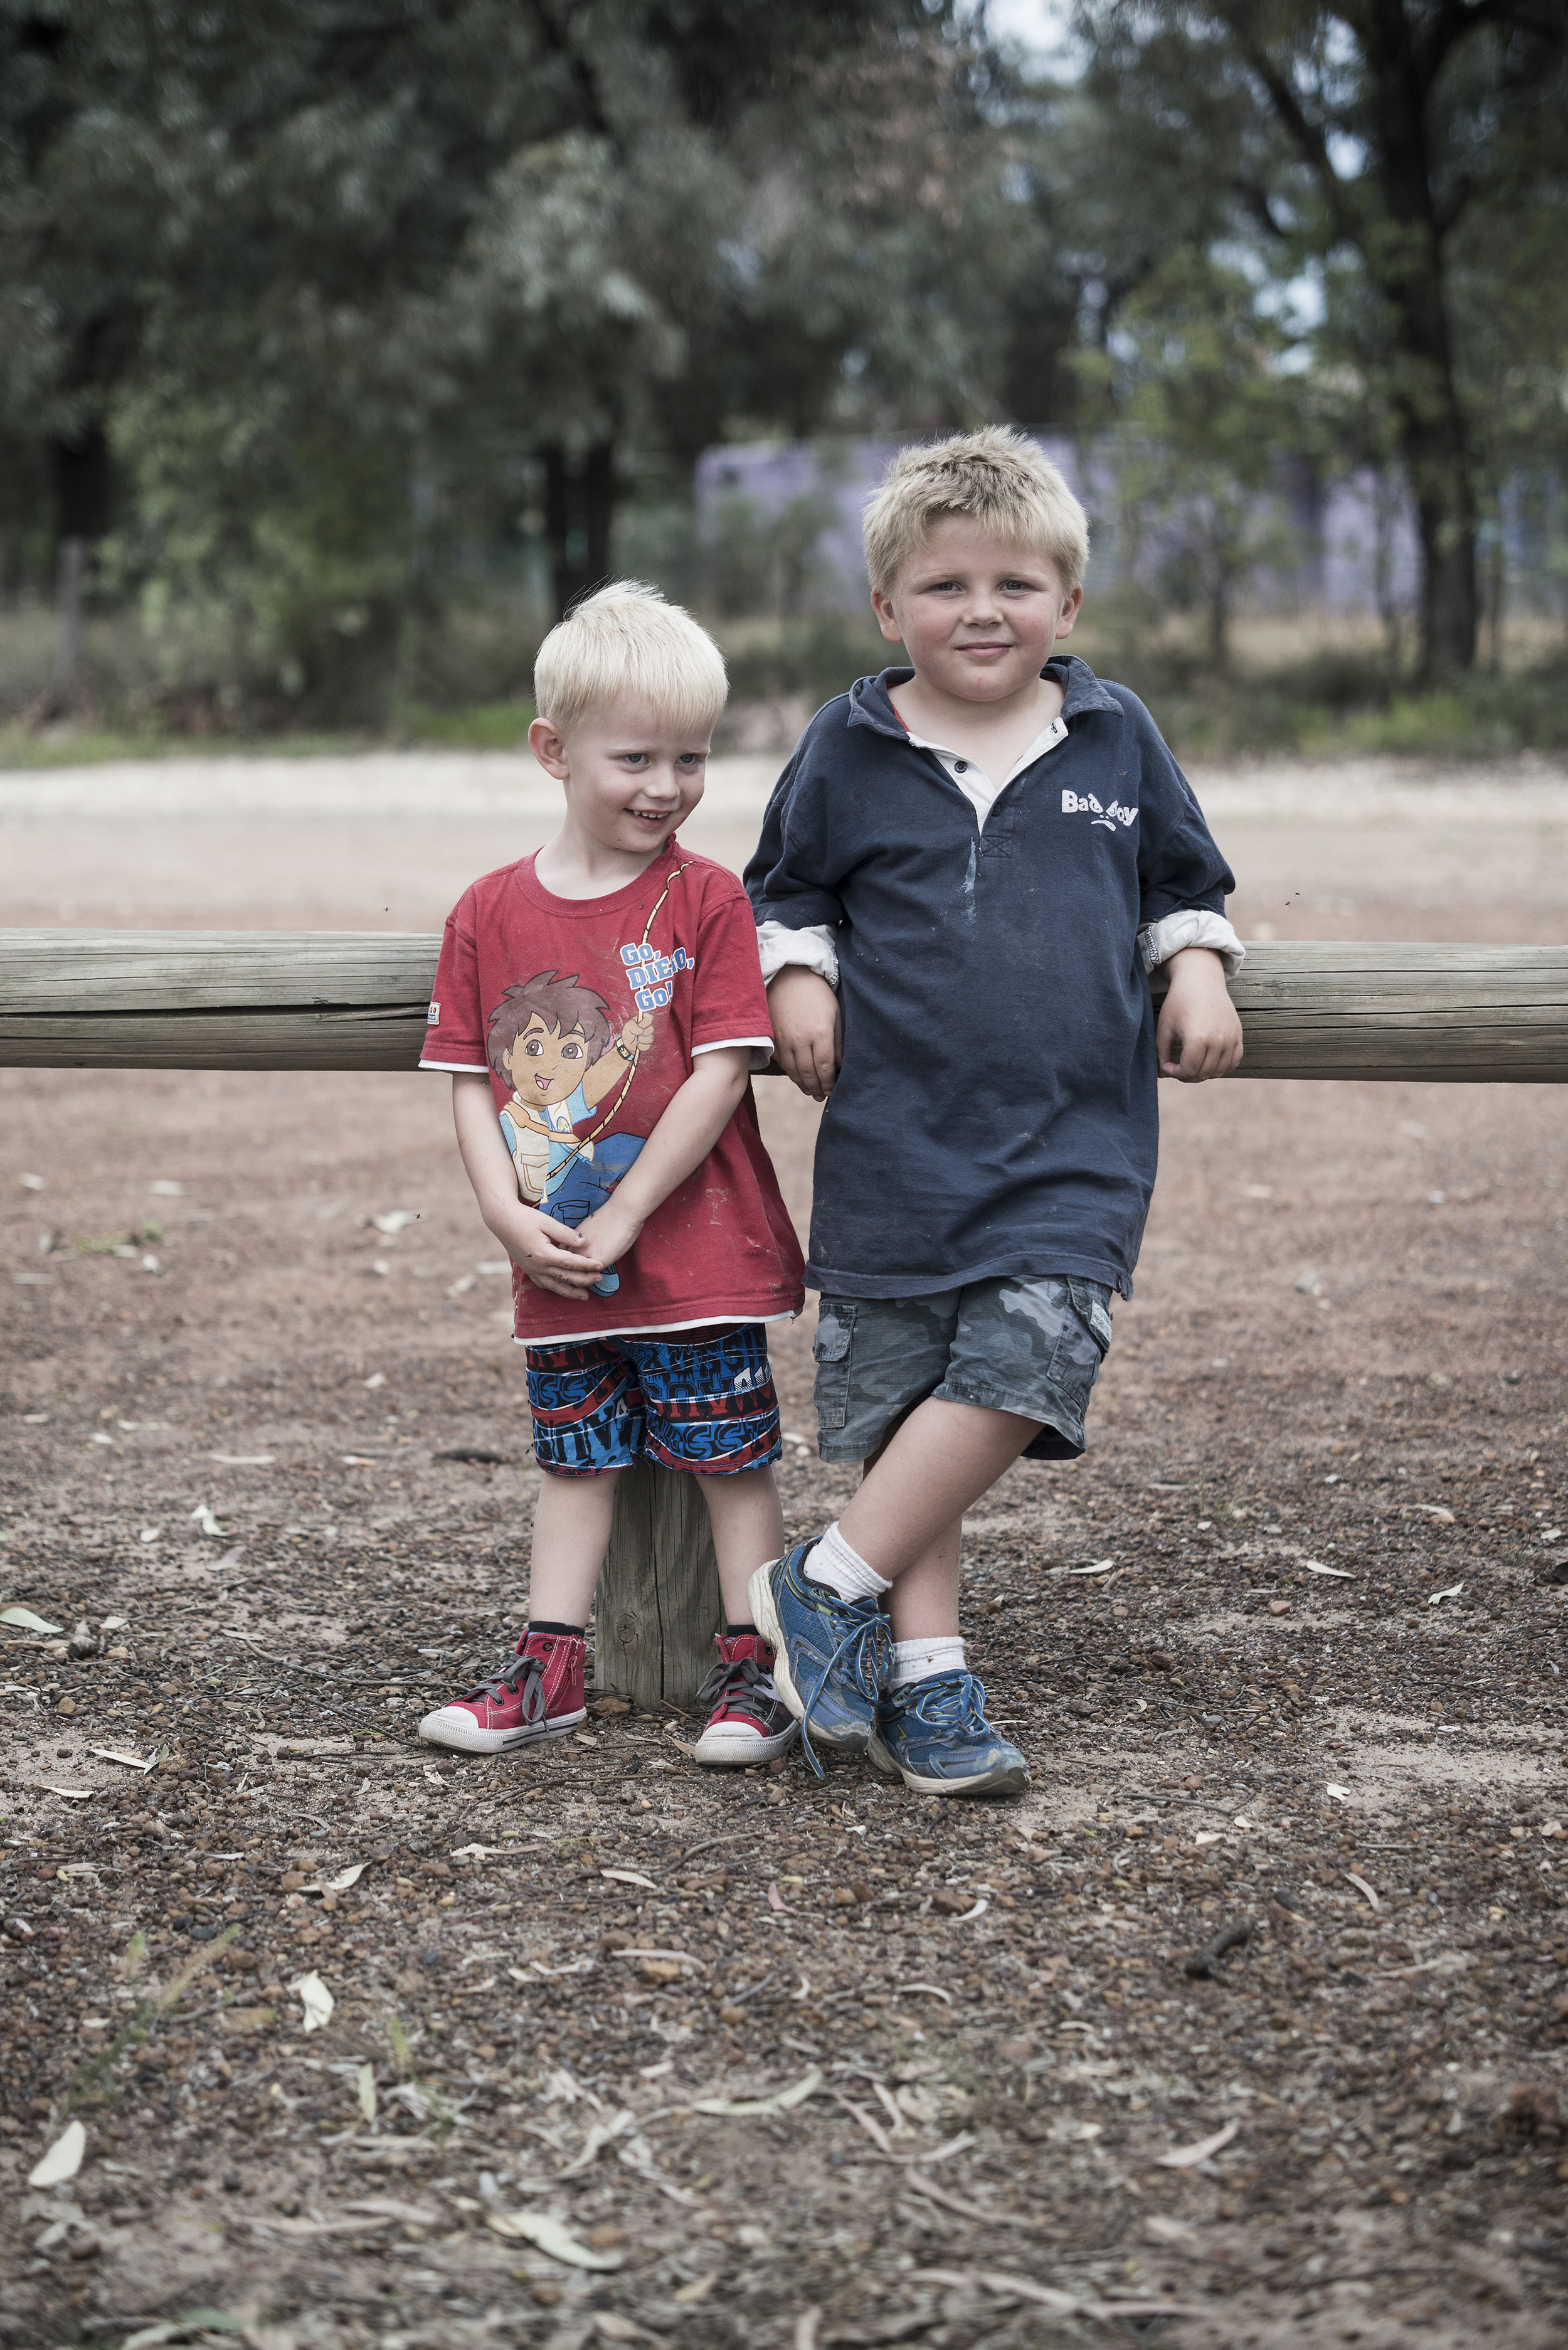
[418,583,805,1766]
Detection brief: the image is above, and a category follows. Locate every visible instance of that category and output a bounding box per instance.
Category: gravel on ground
[1,753,1565,2349]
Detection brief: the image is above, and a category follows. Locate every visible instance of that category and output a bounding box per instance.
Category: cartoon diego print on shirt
[486,972,652,1297]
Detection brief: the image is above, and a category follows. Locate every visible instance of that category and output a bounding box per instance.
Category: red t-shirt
[421,841,805,1344]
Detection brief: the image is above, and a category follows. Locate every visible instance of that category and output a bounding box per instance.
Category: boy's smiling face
[527,695,710,868]
[504,1015,593,1105]
[872,515,1083,709]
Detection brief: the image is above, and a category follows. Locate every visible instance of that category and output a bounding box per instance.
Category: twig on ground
[719,1966,781,2006]
[1182,1918,1253,1979]
[903,2171,1044,2231]
[665,1832,759,1873]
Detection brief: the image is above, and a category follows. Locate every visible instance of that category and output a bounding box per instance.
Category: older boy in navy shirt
[745,428,1244,1796]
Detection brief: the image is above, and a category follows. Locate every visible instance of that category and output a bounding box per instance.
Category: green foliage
[1071,3,1568,676]
[0,1,1564,731]
[716,615,894,709]
[1080,252,1306,665]
[395,699,535,751]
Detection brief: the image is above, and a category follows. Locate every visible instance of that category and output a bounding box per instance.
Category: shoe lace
[465,1649,546,1726]
[695,1652,778,1715]
[799,1608,891,1782]
[897,1669,988,1736]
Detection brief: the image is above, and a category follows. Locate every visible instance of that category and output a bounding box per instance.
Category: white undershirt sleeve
[757,919,840,989]
[1138,910,1246,979]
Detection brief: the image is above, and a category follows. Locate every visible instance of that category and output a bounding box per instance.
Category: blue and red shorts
[525,1322,781,1477]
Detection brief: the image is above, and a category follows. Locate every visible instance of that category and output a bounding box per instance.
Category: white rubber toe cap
[418,1706,506,1754]
[693,1718,800,1768]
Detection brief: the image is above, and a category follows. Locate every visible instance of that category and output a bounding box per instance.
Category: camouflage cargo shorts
[812,1275,1115,1465]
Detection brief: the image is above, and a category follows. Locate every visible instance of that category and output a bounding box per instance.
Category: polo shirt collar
[847,653,1118,738]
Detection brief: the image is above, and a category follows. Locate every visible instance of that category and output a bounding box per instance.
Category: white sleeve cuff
[757,918,840,990]
[691,1036,774,1056]
[1139,910,1246,979]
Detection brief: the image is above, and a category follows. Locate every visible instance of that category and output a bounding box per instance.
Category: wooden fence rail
[3,930,1565,1081]
[5,927,1564,1707]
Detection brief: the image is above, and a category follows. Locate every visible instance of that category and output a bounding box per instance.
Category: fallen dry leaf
[485,2210,625,2268]
[302,1862,366,1893]
[691,2066,823,2117]
[289,1969,334,2033]
[28,2120,85,2187]
[672,2272,719,2305]
[1154,2118,1241,2169]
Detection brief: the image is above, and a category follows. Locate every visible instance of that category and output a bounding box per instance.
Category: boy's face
[527,695,711,862]
[872,516,1083,708]
[503,1015,593,1105]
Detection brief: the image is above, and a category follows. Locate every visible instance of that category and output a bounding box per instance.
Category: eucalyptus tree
[1072,1,1568,678]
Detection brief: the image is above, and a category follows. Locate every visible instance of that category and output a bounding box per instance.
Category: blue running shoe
[868,1671,1029,1797]
[747,1541,891,1775]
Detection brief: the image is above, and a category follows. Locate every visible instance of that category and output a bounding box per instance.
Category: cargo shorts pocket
[812,1299,856,1431]
[1064,1277,1114,1358]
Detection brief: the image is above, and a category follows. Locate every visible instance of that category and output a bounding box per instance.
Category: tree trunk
[1409,454,1477,682]
[38,422,112,720]
[1237,8,1481,678]
[1355,16,1478,679]
[48,538,87,716]
[542,438,618,619]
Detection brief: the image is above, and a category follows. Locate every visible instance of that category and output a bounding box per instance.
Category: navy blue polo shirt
[744,657,1236,1299]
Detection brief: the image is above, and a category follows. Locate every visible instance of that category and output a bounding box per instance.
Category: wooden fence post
[595,1459,723,1711]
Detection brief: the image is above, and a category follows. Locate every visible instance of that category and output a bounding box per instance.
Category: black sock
[526,1619,585,1639]
[725,1621,760,1637]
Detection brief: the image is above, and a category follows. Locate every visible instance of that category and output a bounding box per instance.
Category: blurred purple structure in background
[695,432,1424,617]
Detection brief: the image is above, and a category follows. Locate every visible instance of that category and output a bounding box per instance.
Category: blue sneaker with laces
[868,1671,1029,1797]
[747,1540,891,1774]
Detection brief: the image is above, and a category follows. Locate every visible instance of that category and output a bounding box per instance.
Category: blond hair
[532,581,728,736]
[862,427,1090,597]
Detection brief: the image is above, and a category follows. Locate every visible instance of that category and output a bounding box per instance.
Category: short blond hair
[862,427,1090,597]
[532,581,728,736]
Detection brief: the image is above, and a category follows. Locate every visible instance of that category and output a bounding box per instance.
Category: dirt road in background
[1,753,1565,2349]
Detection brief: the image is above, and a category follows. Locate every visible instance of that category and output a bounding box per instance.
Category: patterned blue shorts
[526,1323,781,1479]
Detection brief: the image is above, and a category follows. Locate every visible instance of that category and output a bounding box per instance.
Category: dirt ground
[1,750,1566,2350]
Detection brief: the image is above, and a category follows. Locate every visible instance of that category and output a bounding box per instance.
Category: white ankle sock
[807,1521,891,1605]
[888,1636,966,1691]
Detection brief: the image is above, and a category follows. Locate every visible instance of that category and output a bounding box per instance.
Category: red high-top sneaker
[418,1628,586,1755]
[692,1631,800,1767]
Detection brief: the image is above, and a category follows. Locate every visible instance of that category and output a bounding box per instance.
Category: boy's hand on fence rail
[1156,946,1244,1083]
[768,967,843,1100]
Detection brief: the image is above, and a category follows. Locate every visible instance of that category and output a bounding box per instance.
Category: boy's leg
[702,1463,785,1626]
[756,1279,1108,1789]
[420,1336,640,1753]
[839,1397,1037,1588]
[527,1467,618,1625]
[693,1461,799,1765]
[618,1322,799,1768]
[882,1515,961,1643]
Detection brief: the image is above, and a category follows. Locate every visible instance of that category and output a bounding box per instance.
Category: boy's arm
[745,724,848,1101]
[1155,945,1243,1081]
[767,967,842,1101]
[568,1048,751,1287]
[453,1075,600,1295]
